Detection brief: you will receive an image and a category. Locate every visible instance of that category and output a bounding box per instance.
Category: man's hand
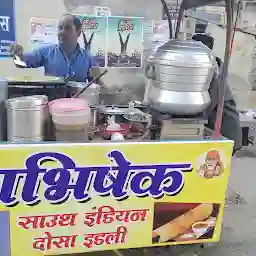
[9,44,24,58]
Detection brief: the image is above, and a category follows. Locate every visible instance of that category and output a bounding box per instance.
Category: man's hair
[192,34,214,50]
[60,14,82,31]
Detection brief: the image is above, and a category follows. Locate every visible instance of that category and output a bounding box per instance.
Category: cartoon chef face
[205,150,220,170]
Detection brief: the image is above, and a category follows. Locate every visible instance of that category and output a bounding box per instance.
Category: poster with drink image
[107,16,143,68]
[77,15,107,67]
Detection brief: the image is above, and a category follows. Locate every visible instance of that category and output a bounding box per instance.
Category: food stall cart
[0,0,235,255]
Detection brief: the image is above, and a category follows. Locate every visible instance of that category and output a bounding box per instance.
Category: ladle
[72,69,108,98]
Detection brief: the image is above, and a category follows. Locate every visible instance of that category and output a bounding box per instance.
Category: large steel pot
[99,88,132,105]
[145,39,217,115]
[5,96,47,142]
[147,84,211,115]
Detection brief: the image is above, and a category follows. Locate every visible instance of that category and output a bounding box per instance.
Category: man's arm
[22,46,46,68]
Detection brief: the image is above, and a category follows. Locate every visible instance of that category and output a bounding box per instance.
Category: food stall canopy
[182,0,224,9]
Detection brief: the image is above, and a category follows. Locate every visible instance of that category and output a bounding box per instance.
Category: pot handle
[145,64,156,80]
[139,114,152,141]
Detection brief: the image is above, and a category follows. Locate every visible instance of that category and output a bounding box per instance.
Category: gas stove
[149,109,208,141]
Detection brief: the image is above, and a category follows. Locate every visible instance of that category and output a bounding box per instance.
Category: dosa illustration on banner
[0,141,233,255]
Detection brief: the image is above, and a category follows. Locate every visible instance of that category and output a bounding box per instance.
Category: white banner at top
[94,6,111,17]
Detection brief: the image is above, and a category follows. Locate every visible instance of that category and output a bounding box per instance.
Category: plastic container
[49,98,90,130]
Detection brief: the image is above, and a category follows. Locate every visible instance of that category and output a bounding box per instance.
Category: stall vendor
[9,14,103,83]
[192,34,242,154]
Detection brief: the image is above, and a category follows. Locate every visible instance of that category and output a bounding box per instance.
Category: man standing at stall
[192,34,242,154]
[9,14,102,83]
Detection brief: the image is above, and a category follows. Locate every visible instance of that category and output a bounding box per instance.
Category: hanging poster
[163,0,182,19]
[249,40,256,90]
[30,18,58,45]
[0,0,16,57]
[241,2,256,34]
[143,20,154,51]
[77,15,107,67]
[107,16,143,68]
[189,6,226,26]
[143,21,154,42]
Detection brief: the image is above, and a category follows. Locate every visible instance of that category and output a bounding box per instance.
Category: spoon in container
[72,69,108,98]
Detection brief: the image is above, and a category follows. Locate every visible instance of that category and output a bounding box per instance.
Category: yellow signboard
[0,140,233,255]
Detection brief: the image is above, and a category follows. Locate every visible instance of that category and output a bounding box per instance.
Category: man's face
[57,15,80,47]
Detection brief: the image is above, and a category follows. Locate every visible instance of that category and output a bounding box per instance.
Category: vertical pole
[213,0,234,138]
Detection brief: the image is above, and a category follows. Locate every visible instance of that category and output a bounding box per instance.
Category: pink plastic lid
[49,98,89,114]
